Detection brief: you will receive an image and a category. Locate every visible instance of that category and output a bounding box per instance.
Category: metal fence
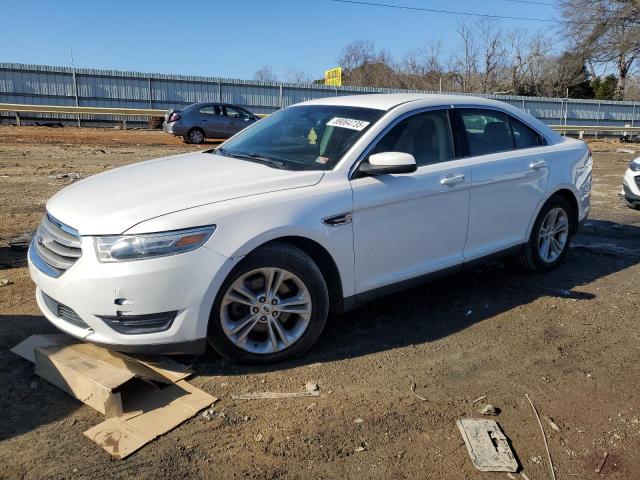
[3,62,640,129]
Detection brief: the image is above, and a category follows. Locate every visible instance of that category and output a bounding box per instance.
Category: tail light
[169,112,181,122]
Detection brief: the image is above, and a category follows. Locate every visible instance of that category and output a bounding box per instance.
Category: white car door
[350,109,471,294]
[452,109,550,260]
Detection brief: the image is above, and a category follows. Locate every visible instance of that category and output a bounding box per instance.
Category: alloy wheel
[189,129,204,143]
[220,267,313,354]
[537,207,569,263]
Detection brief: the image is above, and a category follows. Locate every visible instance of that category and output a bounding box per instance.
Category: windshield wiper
[216,148,287,169]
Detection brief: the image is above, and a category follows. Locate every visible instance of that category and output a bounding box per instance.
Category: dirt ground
[0,125,639,480]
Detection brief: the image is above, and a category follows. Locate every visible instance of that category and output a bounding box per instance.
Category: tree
[450,18,479,92]
[253,65,278,83]
[478,19,506,94]
[559,0,640,99]
[592,74,619,99]
[283,68,313,84]
[553,53,594,98]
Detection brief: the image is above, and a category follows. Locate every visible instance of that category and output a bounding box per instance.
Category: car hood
[46,151,324,235]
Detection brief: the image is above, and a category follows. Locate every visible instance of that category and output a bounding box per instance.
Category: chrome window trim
[348,103,552,179]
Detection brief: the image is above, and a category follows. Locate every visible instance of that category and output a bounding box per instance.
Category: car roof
[298,93,514,111]
[187,102,248,109]
[297,93,563,144]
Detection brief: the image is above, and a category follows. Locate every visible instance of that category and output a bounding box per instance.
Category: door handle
[441,174,465,185]
[529,160,547,170]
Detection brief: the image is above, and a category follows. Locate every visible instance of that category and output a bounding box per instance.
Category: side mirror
[358,152,417,176]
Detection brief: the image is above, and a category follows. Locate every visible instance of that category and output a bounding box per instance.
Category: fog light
[98,311,177,334]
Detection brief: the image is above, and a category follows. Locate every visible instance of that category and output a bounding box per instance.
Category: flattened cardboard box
[12,335,216,459]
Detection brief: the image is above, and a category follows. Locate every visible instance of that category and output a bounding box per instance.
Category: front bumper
[28,237,233,354]
[622,168,640,206]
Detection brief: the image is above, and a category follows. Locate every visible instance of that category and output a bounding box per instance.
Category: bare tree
[401,39,444,90]
[451,19,479,92]
[478,19,506,94]
[283,67,313,84]
[338,40,375,71]
[253,65,278,83]
[559,0,640,99]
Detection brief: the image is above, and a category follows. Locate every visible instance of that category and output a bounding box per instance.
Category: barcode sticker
[326,117,370,131]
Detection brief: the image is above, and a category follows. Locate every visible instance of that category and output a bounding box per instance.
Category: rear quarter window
[509,117,545,149]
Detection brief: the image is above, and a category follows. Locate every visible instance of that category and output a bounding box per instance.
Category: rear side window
[225,106,250,119]
[458,109,513,156]
[199,105,222,115]
[510,117,544,149]
[369,110,453,166]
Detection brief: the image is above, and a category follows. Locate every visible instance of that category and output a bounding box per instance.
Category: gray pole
[71,50,80,127]
[148,77,153,108]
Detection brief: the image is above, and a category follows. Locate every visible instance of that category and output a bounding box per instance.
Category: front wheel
[518,195,574,271]
[207,243,329,364]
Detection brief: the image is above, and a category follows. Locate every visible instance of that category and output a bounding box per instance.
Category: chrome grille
[32,213,82,277]
[41,291,89,329]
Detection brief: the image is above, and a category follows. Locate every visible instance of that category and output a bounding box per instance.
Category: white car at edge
[28,94,592,364]
[622,156,640,208]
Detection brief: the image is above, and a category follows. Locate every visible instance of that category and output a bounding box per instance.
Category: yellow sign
[308,127,317,145]
[324,67,342,87]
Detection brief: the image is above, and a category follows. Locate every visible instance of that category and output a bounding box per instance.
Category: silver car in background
[163,102,258,144]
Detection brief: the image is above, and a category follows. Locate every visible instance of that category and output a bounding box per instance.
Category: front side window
[368,110,453,166]
[458,109,514,156]
[217,105,384,170]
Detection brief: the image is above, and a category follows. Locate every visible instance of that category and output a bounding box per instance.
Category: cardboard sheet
[84,380,216,459]
[12,334,215,458]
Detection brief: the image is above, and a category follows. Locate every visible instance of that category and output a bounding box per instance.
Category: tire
[186,128,205,144]
[207,242,329,364]
[517,195,575,272]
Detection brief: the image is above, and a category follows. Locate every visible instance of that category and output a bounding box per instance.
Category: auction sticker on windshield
[326,117,370,131]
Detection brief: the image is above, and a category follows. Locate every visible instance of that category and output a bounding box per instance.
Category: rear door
[452,108,550,260]
[223,106,255,136]
[198,105,226,138]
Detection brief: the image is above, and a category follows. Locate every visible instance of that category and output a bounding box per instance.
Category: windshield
[217,105,384,170]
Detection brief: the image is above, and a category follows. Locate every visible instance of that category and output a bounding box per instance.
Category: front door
[350,109,471,294]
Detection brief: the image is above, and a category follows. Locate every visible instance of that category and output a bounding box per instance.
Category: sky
[2,0,562,80]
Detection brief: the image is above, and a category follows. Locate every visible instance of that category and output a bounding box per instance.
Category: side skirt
[342,244,525,312]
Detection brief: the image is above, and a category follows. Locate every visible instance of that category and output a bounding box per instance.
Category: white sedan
[28,94,592,363]
[622,157,640,208]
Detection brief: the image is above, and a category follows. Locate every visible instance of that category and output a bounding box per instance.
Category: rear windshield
[218,105,384,170]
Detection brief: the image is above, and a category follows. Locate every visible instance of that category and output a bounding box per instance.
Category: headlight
[630,159,640,172]
[94,226,215,262]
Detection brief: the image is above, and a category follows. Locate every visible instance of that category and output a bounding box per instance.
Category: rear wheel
[185,128,205,144]
[518,195,574,271]
[207,243,329,364]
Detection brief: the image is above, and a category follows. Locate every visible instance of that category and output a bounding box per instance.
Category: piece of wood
[525,394,557,480]
[595,452,609,473]
[232,391,321,400]
[457,419,518,472]
[410,382,427,402]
